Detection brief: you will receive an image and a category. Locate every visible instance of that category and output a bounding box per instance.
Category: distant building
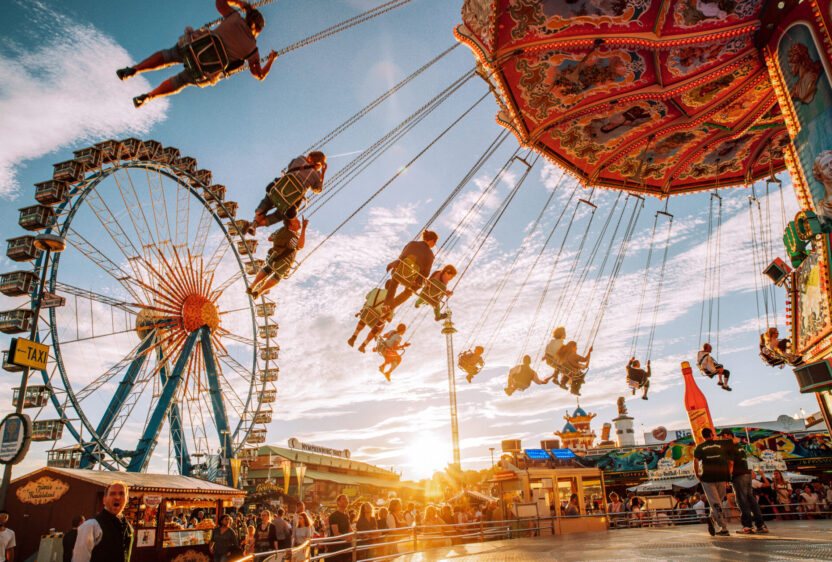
[243,442,422,505]
[555,406,597,451]
[643,414,809,445]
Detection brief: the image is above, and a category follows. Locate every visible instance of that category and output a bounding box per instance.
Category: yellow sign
[16,476,69,505]
[10,338,48,370]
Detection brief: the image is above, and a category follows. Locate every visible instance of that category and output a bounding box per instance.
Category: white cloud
[738,390,792,408]
[0,1,167,196]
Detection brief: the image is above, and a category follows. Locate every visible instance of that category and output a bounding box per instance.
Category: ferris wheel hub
[182,294,219,333]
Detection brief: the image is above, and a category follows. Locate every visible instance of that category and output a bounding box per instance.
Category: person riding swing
[626,357,650,400]
[246,217,307,299]
[696,343,731,391]
[760,327,803,367]
[385,230,438,312]
[458,346,485,383]
[348,287,393,353]
[375,323,410,381]
[119,1,278,108]
[554,341,591,396]
[543,326,567,383]
[248,152,327,231]
[414,265,456,321]
[504,355,551,396]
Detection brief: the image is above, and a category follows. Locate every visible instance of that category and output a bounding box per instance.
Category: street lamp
[0,233,66,509]
[489,447,495,467]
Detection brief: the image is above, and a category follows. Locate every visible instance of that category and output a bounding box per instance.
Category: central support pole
[443,316,461,468]
[200,328,234,486]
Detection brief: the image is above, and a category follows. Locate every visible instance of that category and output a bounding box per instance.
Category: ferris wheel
[0,139,278,483]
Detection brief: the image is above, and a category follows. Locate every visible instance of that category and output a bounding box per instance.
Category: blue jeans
[732,473,764,529]
[700,481,728,530]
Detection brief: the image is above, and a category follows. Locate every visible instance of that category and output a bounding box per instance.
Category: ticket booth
[6,467,245,562]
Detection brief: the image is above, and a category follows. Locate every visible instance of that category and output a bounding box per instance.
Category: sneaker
[357,344,366,353]
[132,94,149,108]
[504,387,513,396]
[716,529,730,536]
[435,312,449,321]
[466,374,473,383]
[347,335,356,347]
[737,527,754,534]
[723,385,732,391]
[116,66,136,80]
[642,395,648,400]
[707,518,715,536]
[755,525,769,534]
[383,371,391,382]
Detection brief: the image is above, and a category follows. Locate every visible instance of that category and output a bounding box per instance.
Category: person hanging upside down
[458,346,485,383]
[247,217,307,299]
[119,1,277,108]
[385,230,438,311]
[348,287,393,353]
[554,342,592,395]
[760,327,803,367]
[696,343,731,391]
[414,265,456,321]
[375,323,410,381]
[543,326,567,380]
[504,355,551,396]
[626,357,650,400]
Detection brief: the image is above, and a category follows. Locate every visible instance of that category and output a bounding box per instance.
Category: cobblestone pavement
[397,520,832,561]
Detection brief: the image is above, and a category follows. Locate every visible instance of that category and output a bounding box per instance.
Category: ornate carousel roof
[455,0,789,197]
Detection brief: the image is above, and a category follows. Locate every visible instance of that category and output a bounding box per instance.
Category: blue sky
[0,0,822,481]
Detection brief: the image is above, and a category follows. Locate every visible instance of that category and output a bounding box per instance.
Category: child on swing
[375,323,410,381]
[414,264,457,321]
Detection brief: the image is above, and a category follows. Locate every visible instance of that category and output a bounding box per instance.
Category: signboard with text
[0,413,31,465]
[8,337,49,370]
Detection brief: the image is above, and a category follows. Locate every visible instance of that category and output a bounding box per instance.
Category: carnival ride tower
[555,406,597,451]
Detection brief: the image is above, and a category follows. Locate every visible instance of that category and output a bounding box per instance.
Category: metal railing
[233,501,832,561]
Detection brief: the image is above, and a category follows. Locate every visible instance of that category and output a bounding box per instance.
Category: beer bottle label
[688,408,711,444]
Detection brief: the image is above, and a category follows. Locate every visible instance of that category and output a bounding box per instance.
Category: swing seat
[760,351,786,368]
[391,257,422,289]
[265,250,296,280]
[181,30,230,87]
[543,354,559,369]
[267,174,308,218]
[417,278,448,308]
[375,339,401,359]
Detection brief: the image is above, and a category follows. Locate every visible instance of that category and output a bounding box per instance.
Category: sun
[406,435,450,480]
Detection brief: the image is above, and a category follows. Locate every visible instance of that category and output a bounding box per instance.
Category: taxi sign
[8,337,49,370]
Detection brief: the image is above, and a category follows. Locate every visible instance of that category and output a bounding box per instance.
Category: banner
[281,459,292,494]
[296,463,306,499]
[230,458,242,489]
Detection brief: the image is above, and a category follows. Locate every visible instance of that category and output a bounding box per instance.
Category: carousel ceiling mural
[455,0,789,197]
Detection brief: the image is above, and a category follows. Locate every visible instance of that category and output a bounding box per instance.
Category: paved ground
[397,520,832,561]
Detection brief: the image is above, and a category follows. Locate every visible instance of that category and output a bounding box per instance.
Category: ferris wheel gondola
[0,139,277,483]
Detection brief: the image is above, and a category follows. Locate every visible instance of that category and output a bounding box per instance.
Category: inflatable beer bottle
[681,361,714,444]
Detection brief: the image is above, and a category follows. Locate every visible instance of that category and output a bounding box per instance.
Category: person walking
[0,511,15,562]
[63,516,85,562]
[693,428,733,536]
[273,508,292,550]
[253,510,278,554]
[719,429,768,534]
[328,494,353,562]
[73,481,134,561]
[209,514,240,562]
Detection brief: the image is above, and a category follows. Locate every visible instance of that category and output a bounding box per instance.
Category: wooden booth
[6,467,245,562]
[493,466,608,535]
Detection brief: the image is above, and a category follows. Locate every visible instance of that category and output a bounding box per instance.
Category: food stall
[492,462,608,534]
[6,467,245,562]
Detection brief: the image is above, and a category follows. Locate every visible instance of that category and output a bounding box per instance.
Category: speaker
[794,359,832,393]
[501,439,522,453]
[763,258,791,287]
[540,439,560,450]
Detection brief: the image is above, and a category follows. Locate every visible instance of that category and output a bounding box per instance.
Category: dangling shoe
[466,374,473,384]
[504,387,514,396]
[642,395,648,400]
[383,370,391,382]
[435,312,449,321]
[358,344,366,353]
[347,335,356,347]
[133,94,149,108]
[116,66,136,80]
[723,384,732,391]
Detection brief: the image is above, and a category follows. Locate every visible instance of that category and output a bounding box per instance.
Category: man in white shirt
[0,511,15,562]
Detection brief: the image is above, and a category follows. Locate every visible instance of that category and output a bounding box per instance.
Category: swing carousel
[5,0,832,484]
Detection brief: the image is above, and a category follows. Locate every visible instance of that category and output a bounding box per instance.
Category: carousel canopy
[455,0,788,197]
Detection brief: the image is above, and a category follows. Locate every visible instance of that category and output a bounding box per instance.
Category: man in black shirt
[719,429,768,534]
[327,494,352,562]
[62,515,85,562]
[693,428,732,536]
